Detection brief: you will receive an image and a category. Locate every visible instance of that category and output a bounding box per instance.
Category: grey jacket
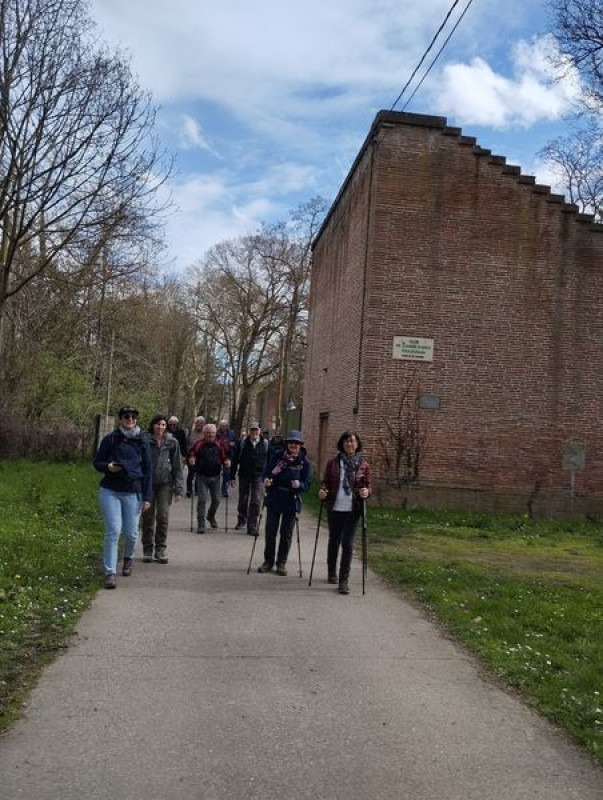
[150,433,184,494]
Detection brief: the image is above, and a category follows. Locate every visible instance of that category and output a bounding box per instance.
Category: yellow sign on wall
[392,336,434,362]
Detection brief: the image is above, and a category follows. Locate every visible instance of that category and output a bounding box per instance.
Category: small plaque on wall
[562,442,585,471]
[392,336,434,362]
[419,394,440,410]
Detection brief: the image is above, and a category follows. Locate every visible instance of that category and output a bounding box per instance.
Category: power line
[401,0,476,111]
[390,0,475,111]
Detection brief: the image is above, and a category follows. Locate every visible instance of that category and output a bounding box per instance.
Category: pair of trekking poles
[189,474,230,533]
[307,498,368,594]
[246,491,303,577]
[247,494,368,593]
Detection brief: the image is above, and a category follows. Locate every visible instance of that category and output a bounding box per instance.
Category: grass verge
[0,460,102,733]
[365,506,603,764]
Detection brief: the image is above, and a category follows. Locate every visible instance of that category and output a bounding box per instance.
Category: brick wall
[304,111,603,515]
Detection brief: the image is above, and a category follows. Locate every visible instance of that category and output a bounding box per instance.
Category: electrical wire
[390,0,475,111]
[401,0,476,111]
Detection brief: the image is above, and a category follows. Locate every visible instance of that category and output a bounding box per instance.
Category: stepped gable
[314,110,600,248]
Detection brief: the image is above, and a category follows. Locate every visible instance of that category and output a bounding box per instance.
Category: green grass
[0,460,102,732]
[2,465,603,765]
[365,506,603,764]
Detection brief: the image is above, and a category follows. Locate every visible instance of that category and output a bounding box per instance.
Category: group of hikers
[93,405,371,595]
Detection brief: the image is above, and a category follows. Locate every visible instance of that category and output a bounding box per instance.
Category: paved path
[1,495,601,799]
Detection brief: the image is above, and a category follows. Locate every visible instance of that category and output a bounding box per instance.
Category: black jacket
[231,437,268,480]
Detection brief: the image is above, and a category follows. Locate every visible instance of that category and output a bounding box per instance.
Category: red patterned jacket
[320,455,372,512]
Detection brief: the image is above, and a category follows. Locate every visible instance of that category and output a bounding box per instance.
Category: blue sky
[89,0,581,272]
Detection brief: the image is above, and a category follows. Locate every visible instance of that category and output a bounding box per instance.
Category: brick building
[303,111,603,516]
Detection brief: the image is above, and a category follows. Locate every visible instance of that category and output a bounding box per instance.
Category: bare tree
[550,0,603,112]
[378,372,428,504]
[539,120,603,219]
[541,1,602,219]
[255,197,328,425]
[0,0,170,334]
[191,237,286,432]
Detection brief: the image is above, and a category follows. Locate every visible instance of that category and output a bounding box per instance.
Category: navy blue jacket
[94,429,153,502]
[263,446,311,514]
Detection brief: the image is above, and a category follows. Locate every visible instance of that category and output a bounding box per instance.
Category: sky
[89,0,581,273]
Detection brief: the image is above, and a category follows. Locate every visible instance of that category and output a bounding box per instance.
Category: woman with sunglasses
[94,405,153,589]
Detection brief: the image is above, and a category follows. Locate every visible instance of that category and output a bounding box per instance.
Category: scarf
[271,451,298,476]
[119,425,141,439]
[340,453,363,495]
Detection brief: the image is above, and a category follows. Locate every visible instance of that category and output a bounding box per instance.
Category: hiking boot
[338,580,350,595]
[258,562,273,573]
[247,529,257,537]
[104,574,117,589]
[276,563,288,576]
[208,517,218,529]
[154,550,168,564]
[328,575,338,584]
[143,552,153,563]
[122,558,133,577]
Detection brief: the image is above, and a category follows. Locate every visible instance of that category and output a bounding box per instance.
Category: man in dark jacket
[188,423,230,533]
[167,416,188,461]
[230,422,268,536]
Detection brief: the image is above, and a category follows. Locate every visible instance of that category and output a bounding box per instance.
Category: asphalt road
[0,493,601,799]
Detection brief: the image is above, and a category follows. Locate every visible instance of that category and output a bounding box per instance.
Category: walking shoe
[154,550,168,564]
[197,527,205,534]
[338,580,350,595]
[247,529,257,537]
[257,562,273,573]
[142,552,153,563]
[208,517,218,529]
[328,575,338,584]
[234,523,243,531]
[221,491,229,498]
[186,491,192,498]
[104,574,117,589]
[122,558,133,577]
[276,563,288,576]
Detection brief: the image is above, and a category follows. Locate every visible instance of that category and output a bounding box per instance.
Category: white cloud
[162,160,318,269]
[178,115,221,156]
[433,36,582,128]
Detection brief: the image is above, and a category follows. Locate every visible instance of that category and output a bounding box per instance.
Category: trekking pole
[190,473,195,532]
[362,498,368,596]
[246,493,265,574]
[294,494,303,578]
[308,499,324,587]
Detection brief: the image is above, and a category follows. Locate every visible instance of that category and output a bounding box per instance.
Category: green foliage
[19,351,95,425]
[0,461,102,731]
[366,506,603,762]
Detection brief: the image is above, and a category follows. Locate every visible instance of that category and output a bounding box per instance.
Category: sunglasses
[121,413,137,420]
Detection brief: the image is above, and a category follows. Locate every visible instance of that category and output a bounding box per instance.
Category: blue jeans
[99,487,142,575]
